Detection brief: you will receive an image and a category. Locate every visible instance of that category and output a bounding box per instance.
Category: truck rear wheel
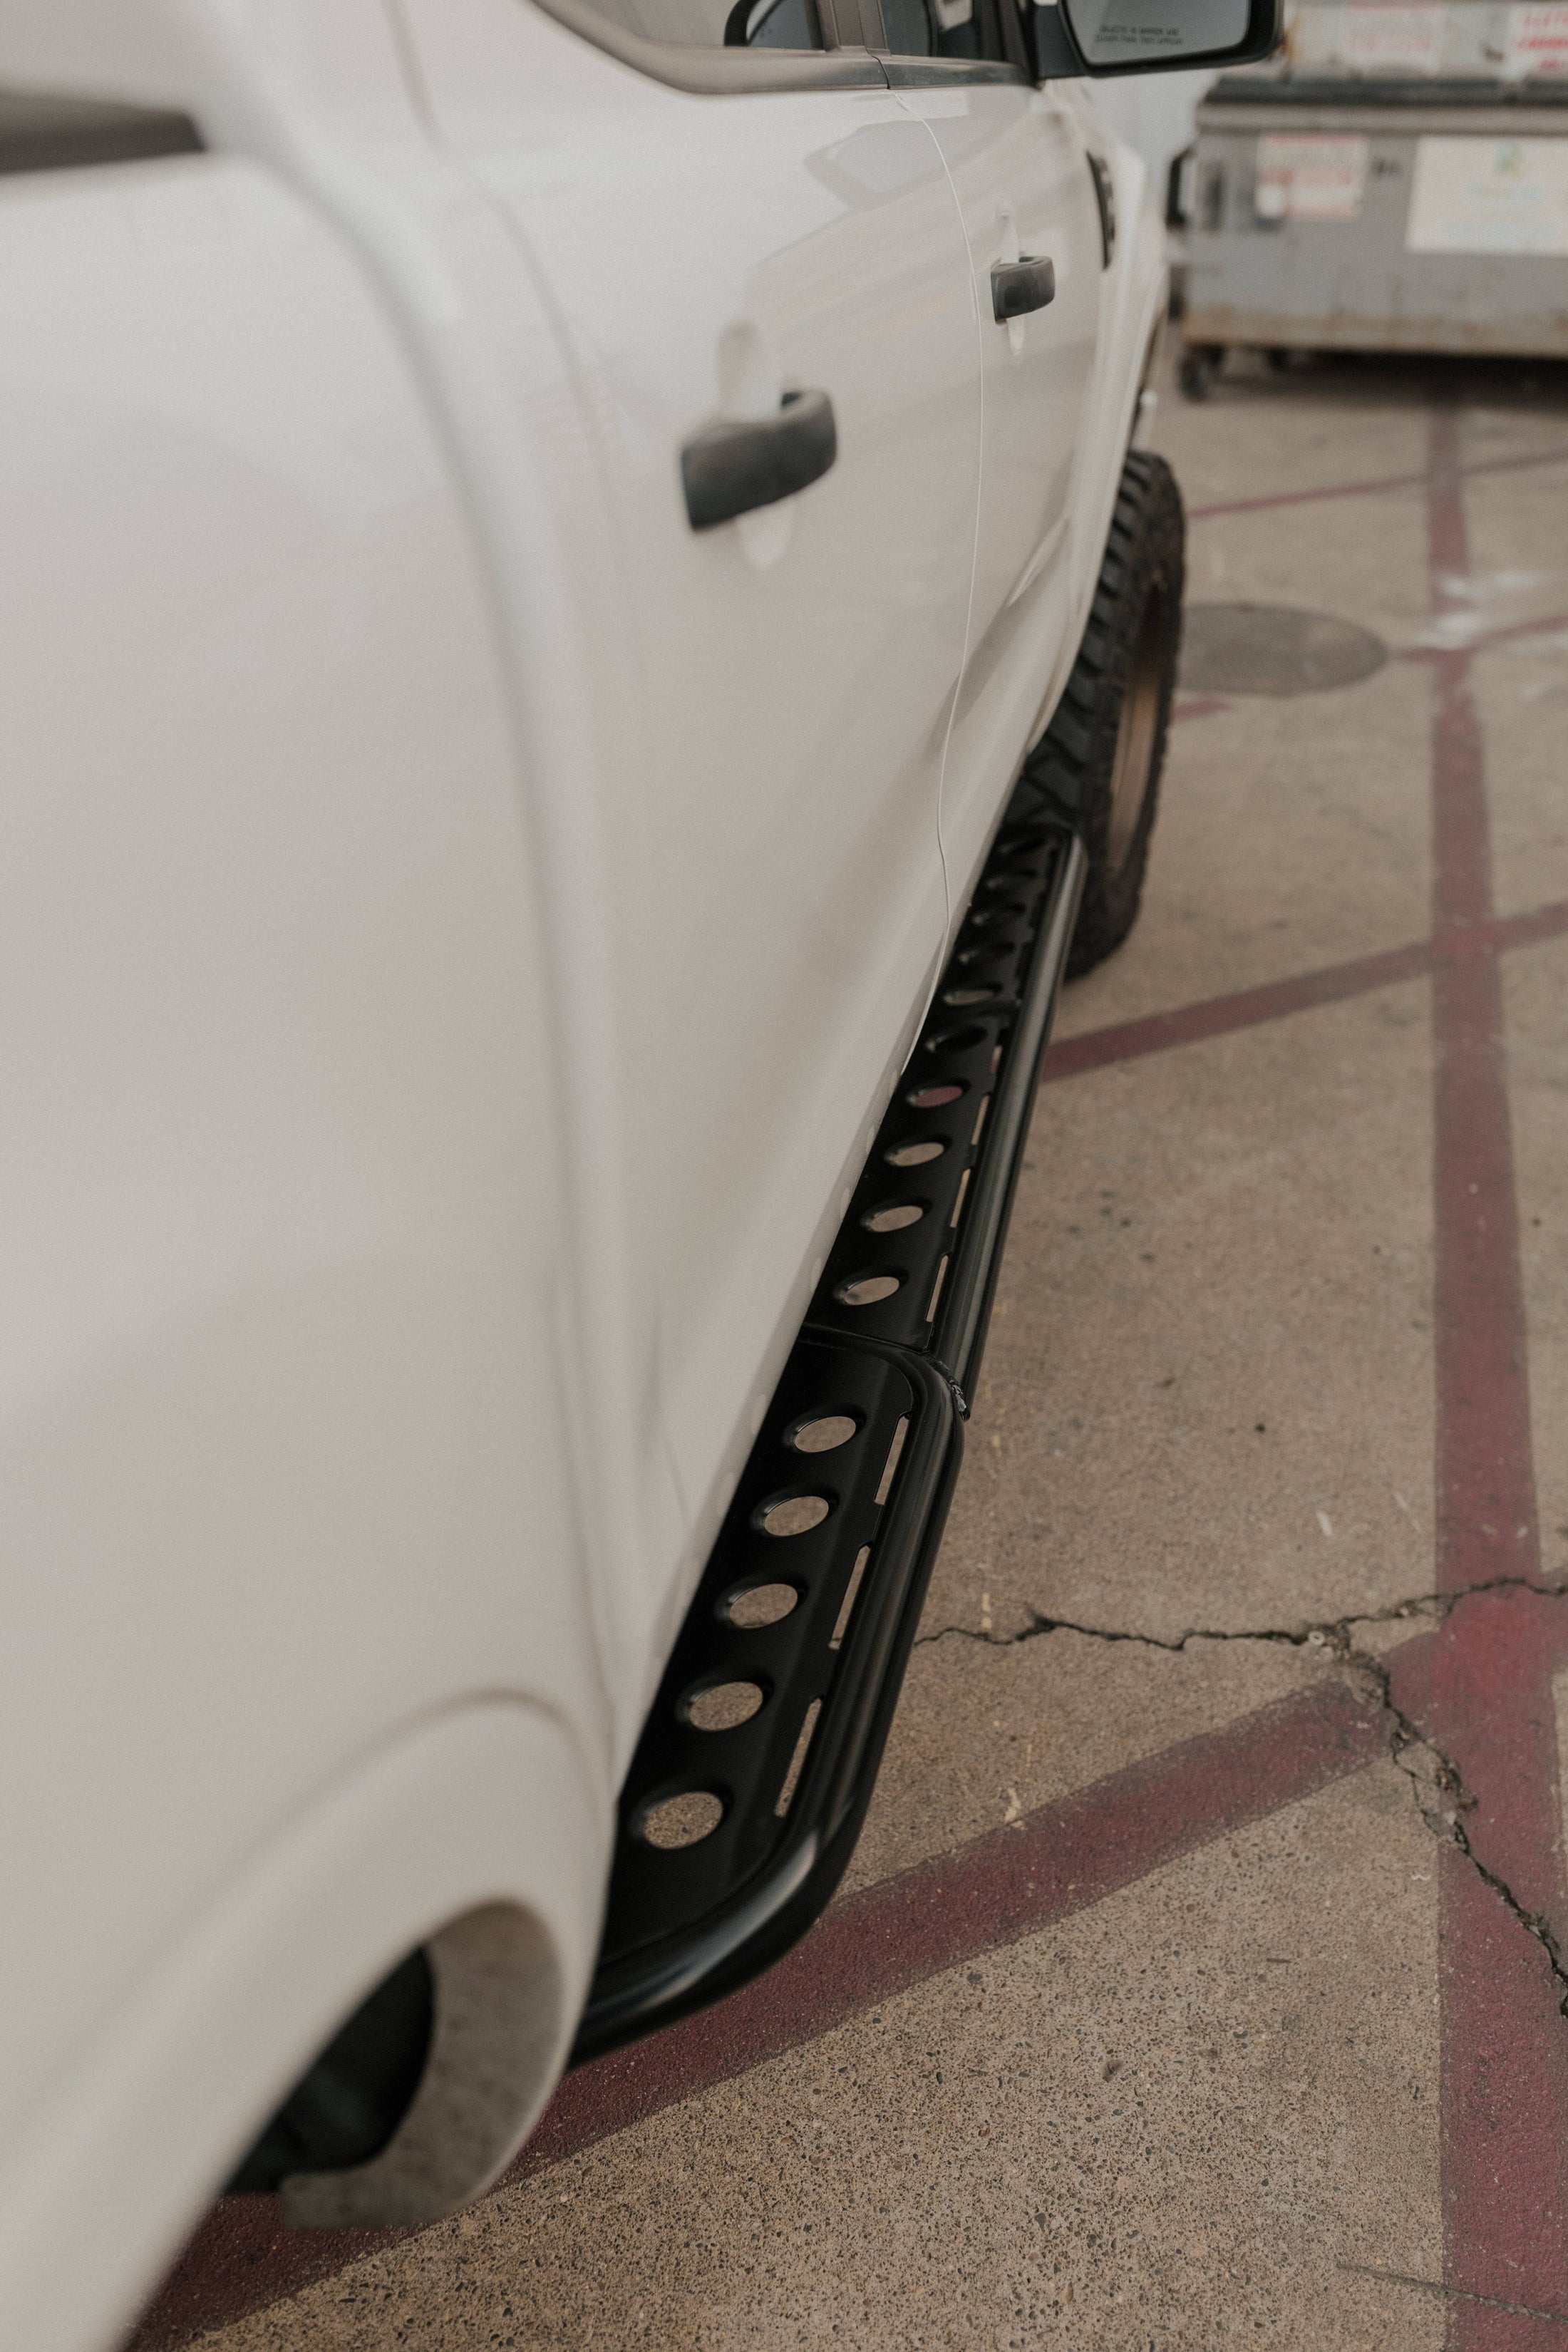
[1015,450,1184,979]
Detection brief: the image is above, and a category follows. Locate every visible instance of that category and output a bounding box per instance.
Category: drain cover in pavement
[1180,603,1388,696]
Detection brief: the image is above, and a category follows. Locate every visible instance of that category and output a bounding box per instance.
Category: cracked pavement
[139,356,1568,2352]
[910,1581,1568,2023]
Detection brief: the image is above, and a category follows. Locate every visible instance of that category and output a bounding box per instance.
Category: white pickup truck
[0,0,1277,2343]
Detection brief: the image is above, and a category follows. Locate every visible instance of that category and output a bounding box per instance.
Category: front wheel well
[228,1902,564,2229]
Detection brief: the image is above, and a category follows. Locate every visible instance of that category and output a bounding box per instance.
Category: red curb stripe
[1038,900,1568,1088]
[1188,440,1568,525]
[128,1676,1388,2350]
[1416,405,1568,2347]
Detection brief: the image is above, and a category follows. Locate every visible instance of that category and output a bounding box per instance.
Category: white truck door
[400,0,981,1632]
[896,69,1104,904]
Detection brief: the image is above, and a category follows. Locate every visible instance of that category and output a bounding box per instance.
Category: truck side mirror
[1030,0,1280,76]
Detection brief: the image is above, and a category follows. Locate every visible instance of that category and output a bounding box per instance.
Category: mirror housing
[1030,0,1280,77]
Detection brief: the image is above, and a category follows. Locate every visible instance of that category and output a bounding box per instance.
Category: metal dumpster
[1174,5,1568,392]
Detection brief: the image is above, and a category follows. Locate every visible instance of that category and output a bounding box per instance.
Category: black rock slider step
[572,802,1086,2061]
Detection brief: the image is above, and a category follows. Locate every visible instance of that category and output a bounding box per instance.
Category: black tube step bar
[571,807,1085,2063]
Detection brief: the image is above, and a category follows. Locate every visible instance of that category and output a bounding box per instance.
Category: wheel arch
[0,1700,607,2352]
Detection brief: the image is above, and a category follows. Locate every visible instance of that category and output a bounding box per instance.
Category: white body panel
[904,81,1105,905]
[0,3,1172,2343]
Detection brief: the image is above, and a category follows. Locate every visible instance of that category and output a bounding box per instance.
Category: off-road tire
[1014,450,1184,979]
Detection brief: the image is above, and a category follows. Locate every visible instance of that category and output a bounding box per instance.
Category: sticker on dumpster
[1254,132,1370,220]
[1406,134,1568,251]
[1503,2,1568,75]
[1338,1,1446,71]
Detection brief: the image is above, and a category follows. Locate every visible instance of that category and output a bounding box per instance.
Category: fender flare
[0,1701,607,2352]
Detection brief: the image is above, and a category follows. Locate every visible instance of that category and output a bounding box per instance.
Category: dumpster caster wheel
[1178,345,1221,400]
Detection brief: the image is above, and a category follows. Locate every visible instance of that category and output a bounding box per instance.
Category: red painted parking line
[1391,403,1568,2348]
[1393,1597,1568,2351]
[1038,900,1568,1088]
[1187,439,1568,526]
[1043,937,1435,1083]
[129,1676,1390,2350]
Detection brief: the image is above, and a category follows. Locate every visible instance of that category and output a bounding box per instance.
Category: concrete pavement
[133,351,1568,2351]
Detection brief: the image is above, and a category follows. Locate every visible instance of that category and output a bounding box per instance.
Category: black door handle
[991,256,1056,324]
[681,388,837,532]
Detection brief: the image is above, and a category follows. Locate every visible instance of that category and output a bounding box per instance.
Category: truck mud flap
[572,812,1086,2063]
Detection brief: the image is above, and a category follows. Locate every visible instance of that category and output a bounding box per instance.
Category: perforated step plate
[574,1338,958,2060]
[808,819,1084,1399]
[572,808,1085,2063]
